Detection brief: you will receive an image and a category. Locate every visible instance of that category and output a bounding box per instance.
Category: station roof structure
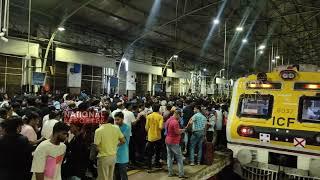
[10,0,320,75]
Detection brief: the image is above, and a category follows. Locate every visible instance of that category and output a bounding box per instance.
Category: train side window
[298,96,320,123]
[237,94,274,119]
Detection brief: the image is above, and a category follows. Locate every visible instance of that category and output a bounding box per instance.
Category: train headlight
[280,70,296,80]
[237,149,253,165]
[238,126,254,137]
[315,134,320,144]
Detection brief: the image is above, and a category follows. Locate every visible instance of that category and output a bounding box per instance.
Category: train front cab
[227,66,320,179]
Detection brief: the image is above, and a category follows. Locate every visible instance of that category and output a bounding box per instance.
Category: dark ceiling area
[9,0,320,76]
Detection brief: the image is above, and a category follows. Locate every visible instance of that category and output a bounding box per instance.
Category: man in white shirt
[41,111,59,140]
[214,105,223,149]
[159,100,167,115]
[111,102,124,118]
[42,106,56,125]
[31,122,69,180]
[122,102,136,133]
[122,102,137,165]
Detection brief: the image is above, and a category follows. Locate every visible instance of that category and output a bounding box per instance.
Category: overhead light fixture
[236,26,243,32]
[271,59,276,63]
[125,60,129,72]
[173,54,178,58]
[275,56,280,59]
[203,68,207,72]
[121,58,127,63]
[213,19,220,25]
[258,50,264,54]
[242,39,248,43]
[1,36,8,42]
[58,27,65,31]
[258,44,266,50]
[121,58,129,71]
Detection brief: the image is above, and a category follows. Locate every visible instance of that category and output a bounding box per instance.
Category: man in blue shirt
[186,105,207,165]
[114,112,131,180]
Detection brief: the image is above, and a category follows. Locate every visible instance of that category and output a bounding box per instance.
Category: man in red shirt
[165,109,187,178]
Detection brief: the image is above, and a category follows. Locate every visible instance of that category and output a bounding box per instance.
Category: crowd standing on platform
[0,91,230,180]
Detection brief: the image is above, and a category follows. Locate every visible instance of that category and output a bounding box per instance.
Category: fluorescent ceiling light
[213,19,219,25]
[121,58,127,63]
[242,39,248,43]
[271,59,276,63]
[173,54,178,58]
[236,26,243,32]
[275,56,280,59]
[258,45,266,50]
[125,60,129,72]
[58,27,65,31]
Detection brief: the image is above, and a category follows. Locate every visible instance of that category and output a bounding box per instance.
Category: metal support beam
[42,0,96,72]
[117,0,212,44]
[85,4,205,54]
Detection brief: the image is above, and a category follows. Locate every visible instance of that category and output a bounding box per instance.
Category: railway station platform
[128,151,232,180]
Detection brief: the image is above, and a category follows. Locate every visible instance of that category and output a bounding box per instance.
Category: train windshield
[238,94,273,119]
[299,97,320,122]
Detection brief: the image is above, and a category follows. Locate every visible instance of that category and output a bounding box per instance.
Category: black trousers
[206,131,214,142]
[129,137,136,164]
[135,139,146,163]
[115,163,128,180]
[146,140,162,169]
[160,130,167,161]
[217,126,227,147]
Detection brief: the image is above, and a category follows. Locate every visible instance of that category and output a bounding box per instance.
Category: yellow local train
[227,64,320,179]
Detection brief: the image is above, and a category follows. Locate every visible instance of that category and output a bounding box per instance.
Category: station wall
[0,38,194,97]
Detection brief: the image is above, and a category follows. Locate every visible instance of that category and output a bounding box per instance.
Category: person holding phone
[165,109,187,179]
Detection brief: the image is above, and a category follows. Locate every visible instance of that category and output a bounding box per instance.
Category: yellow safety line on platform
[128,169,141,176]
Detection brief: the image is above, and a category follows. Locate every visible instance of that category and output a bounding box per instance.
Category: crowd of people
[0,92,230,180]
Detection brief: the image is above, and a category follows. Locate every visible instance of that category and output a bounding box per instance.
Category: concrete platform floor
[128,151,232,180]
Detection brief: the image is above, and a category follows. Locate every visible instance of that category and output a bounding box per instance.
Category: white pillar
[22,55,30,86]
[165,77,172,96]
[34,58,42,92]
[126,71,136,99]
[27,56,32,92]
[179,78,185,95]
[190,72,196,94]
[147,73,152,94]
[104,68,114,95]
[201,76,206,95]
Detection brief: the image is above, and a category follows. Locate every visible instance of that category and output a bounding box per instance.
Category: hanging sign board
[32,72,46,86]
[110,77,118,88]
